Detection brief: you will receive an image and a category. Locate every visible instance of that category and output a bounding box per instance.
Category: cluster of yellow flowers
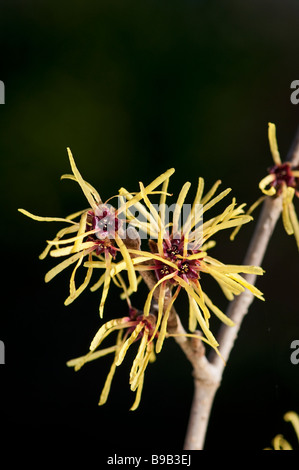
[232,123,299,247]
[19,123,298,409]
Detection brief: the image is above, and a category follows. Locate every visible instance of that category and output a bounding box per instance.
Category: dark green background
[1,0,299,452]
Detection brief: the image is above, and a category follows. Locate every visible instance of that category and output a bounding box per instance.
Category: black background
[1,0,299,452]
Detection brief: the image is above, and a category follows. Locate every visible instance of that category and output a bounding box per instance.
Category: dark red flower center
[85,205,122,258]
[128,307,157,340]
[269,163,298,195]
[154,235,201,283]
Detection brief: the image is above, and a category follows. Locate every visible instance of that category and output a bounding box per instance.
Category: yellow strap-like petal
[202,188,232,213]
[39,224,79,259]
[201,264,245,296]
[67,148,99,212]
[99,255,112,318]
[72,211,88,253]
[130,343,153,392]
[259,174,276,196]
[143,270,178,317]
[272,434,292,450]
[138,181,164,255]
[204,263,264,275]
[44,251,87,283]
[172,182,191,236]
[127,248,178,270]
[118,188,159,236]
[288,201,299,250]
[46,227,98,246]
[118,168,175,216]
[130,374,144,411]
[282,186,295,235]
[66,345,117,371]
[116,322,145,367]
[174,276,212,328]
[284,411,299,443]
[228,272,264,301]
[129,329,149,383]
[183,179,205,238]
[200,180,221,206]
[115,234,137,293]
[230,196,266,241]
[18,208,77,224]
[64,253,93,306]
[187,295,218,347]
[98,355,119,406]
[50,241,95,257]
[61,173,102,204]
[156,286,181,353]
[203,292,235,327]
[268,122,281,165]
[148,282,166,346]
[89,318,132,351]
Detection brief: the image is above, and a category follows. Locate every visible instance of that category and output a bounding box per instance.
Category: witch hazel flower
[265,411,299,450]
[67,306,157,411]
[18,148,175,317]
[121,175,265,353]
[232,123,299,249]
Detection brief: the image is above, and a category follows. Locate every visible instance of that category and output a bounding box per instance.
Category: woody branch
[183,124,299,450]
[124,124,299,451]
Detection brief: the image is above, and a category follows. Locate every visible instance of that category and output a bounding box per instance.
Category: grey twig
[183,124,299,450]
[125,125,299,450]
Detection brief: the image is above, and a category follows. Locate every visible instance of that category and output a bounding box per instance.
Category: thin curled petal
[130,374,144,411]
[173,182,191,236]
[116,322,145,367]
[259,174,276,196]
[284,412,299,443]
[18,208,76,224]
[98,354,119,406]
[130,343,153,392]
[147,282,166,346]
[156,286,181,353]
[144,270,178,317]
[129,329,149,383]
[66,345,117,371]
[117,167,175,216]
[288,201,299,249]
[61,173,101,204]
[45,250,89,283]
[115,234,137,293]
[231,196,266,241]
[39,224,79,259]
[89,317,132,351]
[67,148,100,212]
[282,186,295,235]
[200,180,222,206]
[268,122,281,165]
[203,292,235,327]
[272,434,292,450]
[99,254,112,318]
[186,295,218,348]
[64,253,93,306]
